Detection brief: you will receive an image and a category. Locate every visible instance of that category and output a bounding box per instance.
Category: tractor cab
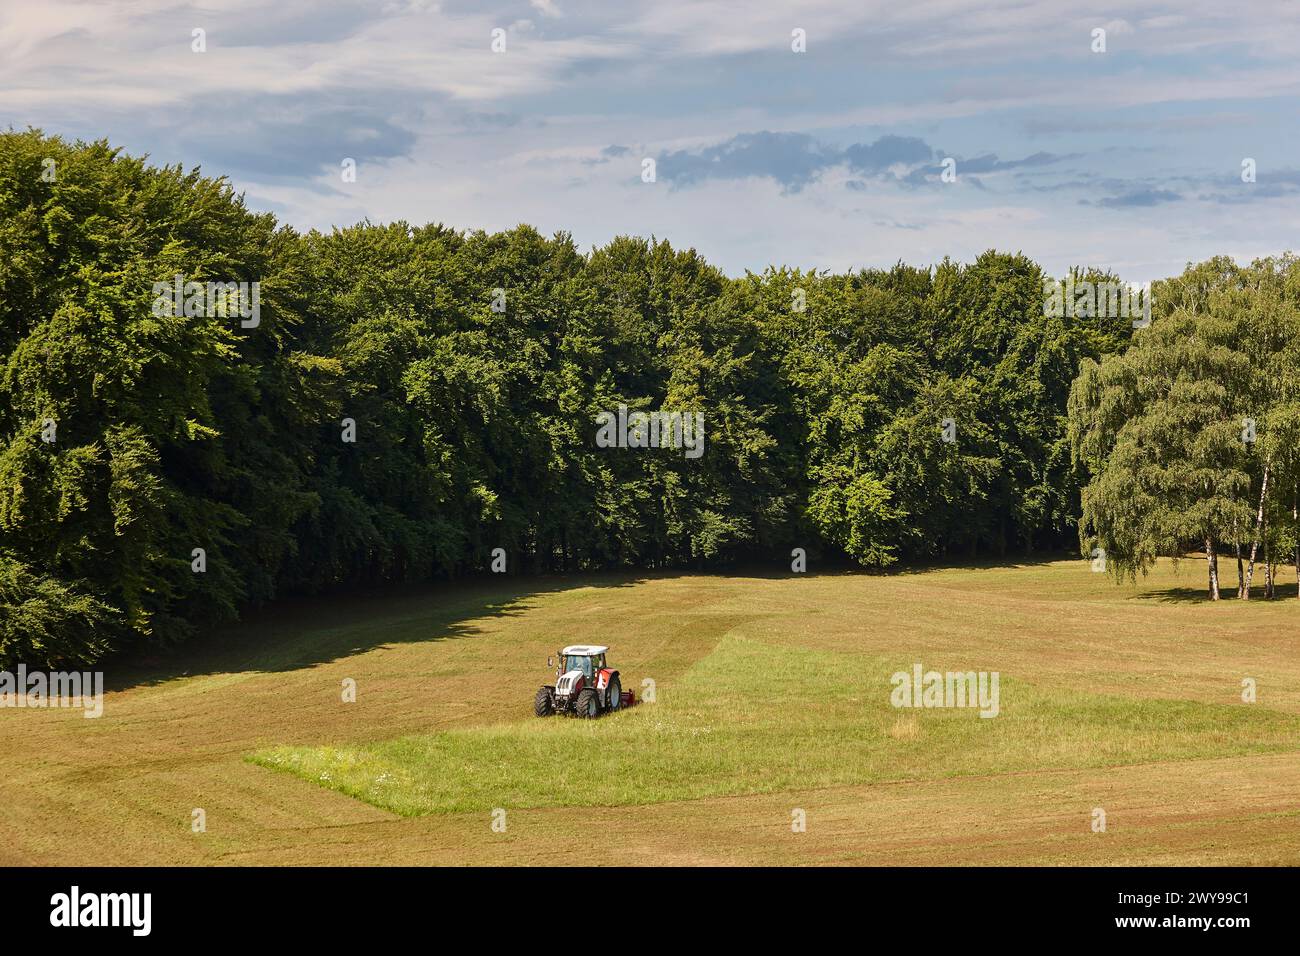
[534,644,634,718]
[555,644,606,695]
[560,648,605,679]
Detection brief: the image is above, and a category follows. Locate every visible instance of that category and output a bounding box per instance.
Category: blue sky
[3,0,1298,282]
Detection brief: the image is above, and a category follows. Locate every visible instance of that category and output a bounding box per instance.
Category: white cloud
[4,0,1297,284]
[530,0,563,18]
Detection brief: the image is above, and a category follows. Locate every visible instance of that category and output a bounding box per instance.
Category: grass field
[4,557,1300,866]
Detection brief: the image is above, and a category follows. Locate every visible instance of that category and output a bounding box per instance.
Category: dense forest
[2,131,1296,668]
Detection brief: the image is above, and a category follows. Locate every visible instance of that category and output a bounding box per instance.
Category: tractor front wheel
[606,676,622,711]
[574,687,600,719]
[534,686,554,717]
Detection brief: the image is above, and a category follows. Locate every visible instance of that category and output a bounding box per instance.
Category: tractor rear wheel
[574,687,600,719]
[606,676,622,711]
[533,686,554,717]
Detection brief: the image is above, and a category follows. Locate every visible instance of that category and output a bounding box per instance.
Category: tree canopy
[1,131,1290,667]
[1070,255,1300,599]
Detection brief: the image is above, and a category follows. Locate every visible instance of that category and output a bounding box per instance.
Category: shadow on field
[1133,584,1300,604]
[666,550,1076,581]
[104,571,649,693]
[1132,586,1222,604]
[100,554,1083,692]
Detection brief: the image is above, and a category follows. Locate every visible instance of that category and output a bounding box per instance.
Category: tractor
[534,644,634,718]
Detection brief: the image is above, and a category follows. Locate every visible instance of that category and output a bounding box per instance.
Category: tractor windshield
[565,655,595,678]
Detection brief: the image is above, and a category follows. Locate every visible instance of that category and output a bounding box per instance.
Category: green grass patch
[250,635,1300,815]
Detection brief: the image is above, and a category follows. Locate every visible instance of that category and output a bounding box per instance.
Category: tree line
[1,131,1295,668]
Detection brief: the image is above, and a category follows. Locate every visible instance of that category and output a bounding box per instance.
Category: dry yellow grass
[2,557,1298,865]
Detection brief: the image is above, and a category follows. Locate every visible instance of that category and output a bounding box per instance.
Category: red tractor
[534,644,635,718]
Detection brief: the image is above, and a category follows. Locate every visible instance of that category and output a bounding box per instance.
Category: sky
[2,0,1298,283]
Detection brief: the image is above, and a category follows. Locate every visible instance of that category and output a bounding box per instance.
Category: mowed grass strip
[250,634,1300,815]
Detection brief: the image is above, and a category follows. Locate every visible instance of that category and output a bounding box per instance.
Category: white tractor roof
[561,644,608,656]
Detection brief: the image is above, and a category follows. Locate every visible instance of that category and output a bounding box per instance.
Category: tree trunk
[1243,462,1272,600]
[1263,501,1270,597]
[1206,538,1220,600]
[1234,524,1245,598]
